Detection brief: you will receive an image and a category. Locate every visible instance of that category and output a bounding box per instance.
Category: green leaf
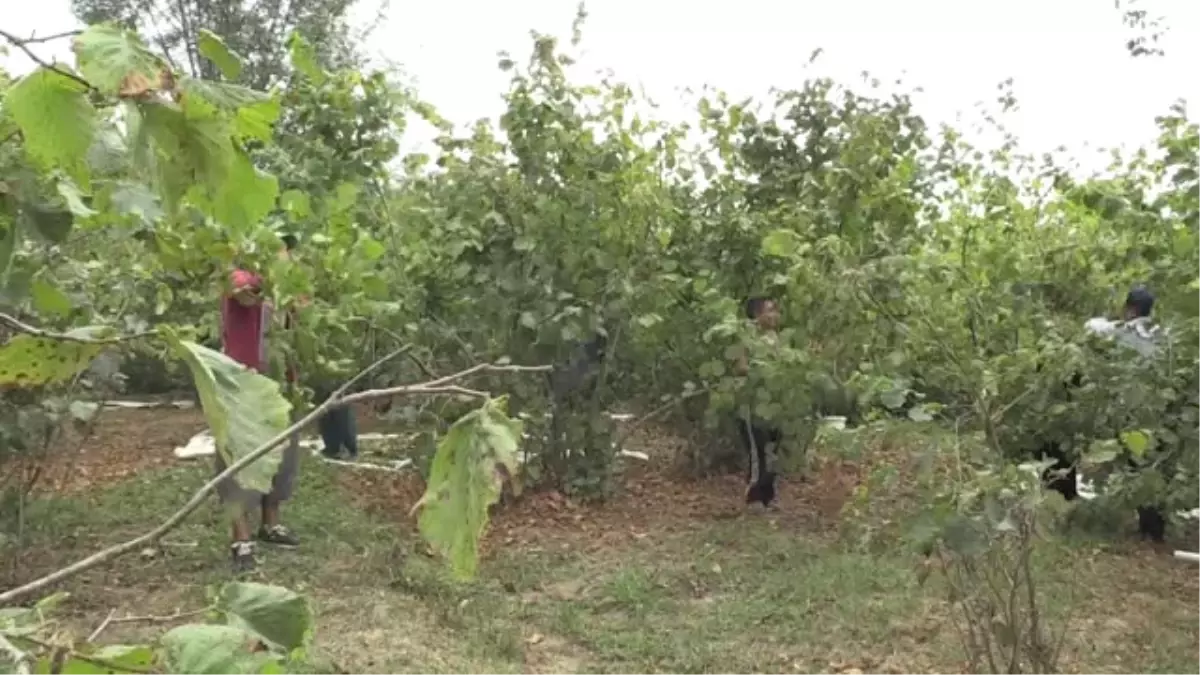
[413,396,523,580]
[761,229,807,258]
[1119,429,1154,458]
[138,100,236,207]
[60,645,155,674]
[0,207,18,282]
[287,33,326,84]
[213,149,280,229]
[180,78,268,110]
[73,24,168,98]
[4,67,95,185]
[216,582,314,653]
[358,236,385,261]
[906,404,934,422]
[111,182,163,223]
[0,335,104,387]
[280,190,311,219]
[331,182,359,213]
[161,329,292,493]
[941,515,988,557]
[235,99,282,142]
[161,624,280,674]
[197,29,244,80]
[18,202,74,243]
[30,278,73,318]
[57,180,97,218]
[1081,440,1120,469]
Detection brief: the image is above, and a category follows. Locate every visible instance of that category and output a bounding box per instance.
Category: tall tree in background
[70,0,377,88]
[1114,0,1168,57]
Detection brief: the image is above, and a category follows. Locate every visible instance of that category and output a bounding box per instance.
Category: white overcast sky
[3,0,1197,173]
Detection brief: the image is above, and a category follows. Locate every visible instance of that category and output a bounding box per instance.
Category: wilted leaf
[411,396,524,580]
[161,329,292,493]
[73,24,168,98]
[0,334,105,387]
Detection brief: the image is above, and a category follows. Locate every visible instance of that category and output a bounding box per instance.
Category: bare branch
[0,356,549,606]
[22,30,84,45]
[85,609,115,643]
[108,606,214,625]
[0,29,97,93]
[0,313,157,344]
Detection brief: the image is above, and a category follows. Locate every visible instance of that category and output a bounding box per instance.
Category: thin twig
[21,30,83,45]
[0,29,96,93]
[0,313,156,344]
[0,358,549,606]
[86,609,115,643]
[108,606,213,625]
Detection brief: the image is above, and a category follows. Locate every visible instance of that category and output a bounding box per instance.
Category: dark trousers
[737,416,781,505]
[314,387,359,458]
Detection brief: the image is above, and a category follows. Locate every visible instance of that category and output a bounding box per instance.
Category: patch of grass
[7,443,1198,674]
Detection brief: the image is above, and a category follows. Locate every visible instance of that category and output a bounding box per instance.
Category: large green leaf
[3,67,95,185]
[160,624,280,674]
[72,24,169,98]
[413,396,524,580]
[179,79,280,141]
[0,329,112,387]
[213,149,280,229]
[287,33,325,84]
[137,99,234,209]
[161,329,292,493]
[197,30,244,81]
[216,582,313,654]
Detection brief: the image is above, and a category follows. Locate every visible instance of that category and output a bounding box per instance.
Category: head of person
[278,233,298,259]
[744,296,780,332]
[1122,285,1154,321]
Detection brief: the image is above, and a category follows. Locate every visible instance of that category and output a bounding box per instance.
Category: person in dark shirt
[732,296,783,508]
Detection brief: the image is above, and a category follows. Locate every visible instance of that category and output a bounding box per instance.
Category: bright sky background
[3,0,1197,174]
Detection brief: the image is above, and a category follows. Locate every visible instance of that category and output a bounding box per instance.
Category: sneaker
[257,524,300,548]
[231,541,256,574]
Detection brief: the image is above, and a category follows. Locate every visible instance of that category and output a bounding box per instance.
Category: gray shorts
[214,431,302,510]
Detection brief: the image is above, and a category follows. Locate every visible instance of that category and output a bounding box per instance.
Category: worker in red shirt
[217,233,302,573]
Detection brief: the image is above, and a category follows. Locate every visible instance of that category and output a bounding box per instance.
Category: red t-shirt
[221,269,268,373]
[221,268,299,382]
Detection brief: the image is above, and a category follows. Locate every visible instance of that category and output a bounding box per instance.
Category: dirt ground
[3,406,1197,674]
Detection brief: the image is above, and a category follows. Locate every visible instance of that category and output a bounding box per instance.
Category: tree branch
[0,29,97,93]
[21,30,83,45]
[0,354,549,606]
[0,313,156,345]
